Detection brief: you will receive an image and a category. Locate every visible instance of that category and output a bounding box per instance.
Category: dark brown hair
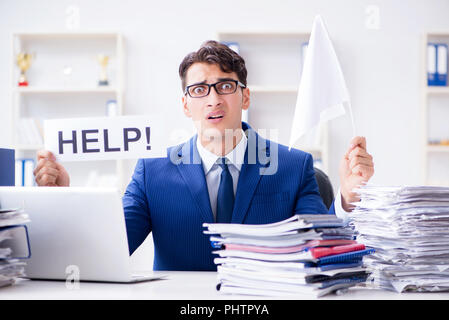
[179,40,247,91]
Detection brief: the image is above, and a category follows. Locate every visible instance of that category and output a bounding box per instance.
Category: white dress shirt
[197,130,247,221]
[196,131,348,222]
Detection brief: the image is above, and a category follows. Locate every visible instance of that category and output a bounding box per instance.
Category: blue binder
[222,41,240,54]
[0,225,31,259]
[316,248,375,265]
[305,261,363,271]
[428,43,448,86]
[436,43,448,86]
[317,273,369,289]
[0,148,15,186]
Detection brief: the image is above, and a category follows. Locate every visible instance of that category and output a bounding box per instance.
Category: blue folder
[316,248,375,265]
[305,261,363,271]
[428,43,448,86]
[0,225,31,259]
[0,148,15,186]
[317,273,369,289]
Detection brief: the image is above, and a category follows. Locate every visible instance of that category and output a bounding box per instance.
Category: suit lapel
[175,136,214,224]
[232,126,271,224]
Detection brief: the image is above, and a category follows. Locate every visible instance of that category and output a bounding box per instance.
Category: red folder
[310,243,366,259]
[224,239,357,254]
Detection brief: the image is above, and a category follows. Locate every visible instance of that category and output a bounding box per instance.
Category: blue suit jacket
[123,122,335,271]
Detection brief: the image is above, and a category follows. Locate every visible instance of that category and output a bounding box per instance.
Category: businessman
[34,40,374,271]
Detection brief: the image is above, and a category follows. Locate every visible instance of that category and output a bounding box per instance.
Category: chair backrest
[314,167,334,209]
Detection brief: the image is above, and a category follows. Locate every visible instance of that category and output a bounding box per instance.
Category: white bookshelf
[13,87,119,94]
[249,85,298,93]
[216,31,329,173]
[422,32,449,186]
[11,32,126,190]
[427,145,449,153]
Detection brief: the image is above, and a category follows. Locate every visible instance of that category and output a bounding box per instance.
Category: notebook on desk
[0,187,165,283]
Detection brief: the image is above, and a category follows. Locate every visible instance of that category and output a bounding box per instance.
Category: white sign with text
[44,115,166,161]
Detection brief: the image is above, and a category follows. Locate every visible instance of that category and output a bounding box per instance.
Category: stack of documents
[349,185,449,293]
[0,208,30,288]
[203,214,374,297]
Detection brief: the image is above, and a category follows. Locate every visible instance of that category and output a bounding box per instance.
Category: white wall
[1,0,449,270]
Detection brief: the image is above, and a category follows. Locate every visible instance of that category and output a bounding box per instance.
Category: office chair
[314,167,334,209]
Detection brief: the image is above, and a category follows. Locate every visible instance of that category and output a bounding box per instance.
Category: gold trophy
[97,54,109,86]
[16,53,32,86]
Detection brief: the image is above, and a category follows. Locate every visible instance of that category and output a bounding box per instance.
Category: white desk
[1,271,448,300]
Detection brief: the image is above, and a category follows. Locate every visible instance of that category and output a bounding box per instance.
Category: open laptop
[0,187,165,283]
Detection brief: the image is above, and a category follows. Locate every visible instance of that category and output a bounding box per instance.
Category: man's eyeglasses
[185,80,246,98]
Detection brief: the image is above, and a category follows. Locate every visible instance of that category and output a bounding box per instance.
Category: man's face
[182,62,250,141]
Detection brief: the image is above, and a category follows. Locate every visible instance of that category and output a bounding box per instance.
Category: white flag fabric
[288,15,352,150]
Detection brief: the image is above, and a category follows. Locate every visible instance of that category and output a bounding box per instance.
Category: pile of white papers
[0,208,30,288]
[349,185,449,293]
[203,214,374,298]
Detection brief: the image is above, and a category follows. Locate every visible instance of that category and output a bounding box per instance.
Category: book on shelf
[301,41,308,68]
[0,149,15,187]
[427,43,448,86]
[222,41,240,54]
[17,118,43,147]
[15,159,35,187]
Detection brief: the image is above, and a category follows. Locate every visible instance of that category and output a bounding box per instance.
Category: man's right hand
[34,150,70,187]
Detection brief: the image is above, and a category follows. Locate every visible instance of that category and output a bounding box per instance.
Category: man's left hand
[339,136,374,212]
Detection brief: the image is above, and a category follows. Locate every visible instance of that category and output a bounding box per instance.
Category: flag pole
[347,100,357,138]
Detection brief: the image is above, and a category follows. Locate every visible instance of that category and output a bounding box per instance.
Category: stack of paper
[0,208,30,288]
[203,214,374,297]
[349,185,449,293]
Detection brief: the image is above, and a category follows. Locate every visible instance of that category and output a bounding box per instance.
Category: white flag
[288,15,354,150]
